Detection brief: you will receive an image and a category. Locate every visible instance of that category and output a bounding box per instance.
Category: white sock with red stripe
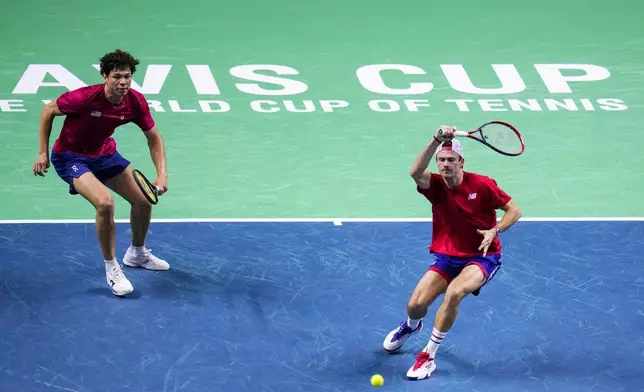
[423,327,447,358]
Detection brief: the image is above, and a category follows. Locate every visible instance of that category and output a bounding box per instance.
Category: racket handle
[438,128,468,137]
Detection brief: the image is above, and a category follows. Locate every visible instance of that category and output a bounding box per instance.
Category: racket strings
[481,124,523,154]
[133,171,158,204]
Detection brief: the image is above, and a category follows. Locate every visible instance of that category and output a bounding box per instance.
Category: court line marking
[0,217,643,224]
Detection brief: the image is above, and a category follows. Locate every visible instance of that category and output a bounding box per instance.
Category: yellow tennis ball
[370,374,384,387]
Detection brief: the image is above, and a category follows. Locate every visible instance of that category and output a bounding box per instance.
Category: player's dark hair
[99,49,140,76]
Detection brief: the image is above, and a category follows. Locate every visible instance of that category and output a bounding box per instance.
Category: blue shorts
[429,253,503,296]
[51,151,131,195]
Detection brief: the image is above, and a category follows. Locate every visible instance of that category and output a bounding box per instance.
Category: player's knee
[95,196,115,216]
[444,286,467,307]
[407,297,426,315]
[407,291,435,313]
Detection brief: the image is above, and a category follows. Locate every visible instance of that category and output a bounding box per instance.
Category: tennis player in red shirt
[32,49,170,297]
[383,125,522,380]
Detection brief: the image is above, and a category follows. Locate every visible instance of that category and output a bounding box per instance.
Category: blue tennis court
[1,220,642,392]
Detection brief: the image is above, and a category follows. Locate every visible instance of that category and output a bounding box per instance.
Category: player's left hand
[477,228,497,257]
[153,176,168,196]
[436,125,457,142]
[33,153,50,177]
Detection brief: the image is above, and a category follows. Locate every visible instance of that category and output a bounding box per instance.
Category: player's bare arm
[410,126,456,189]
[477,199,522,256]
[496,200,521,232]
[33,101,64,176]
[143,126,168,195]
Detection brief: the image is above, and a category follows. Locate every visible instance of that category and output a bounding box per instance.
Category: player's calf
[434,269,482,332]
[384,268,448,353]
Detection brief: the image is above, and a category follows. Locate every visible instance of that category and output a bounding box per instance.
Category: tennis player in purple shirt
[33,49,170,297]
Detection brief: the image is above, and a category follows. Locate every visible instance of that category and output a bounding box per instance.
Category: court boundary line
[1,217,643,224]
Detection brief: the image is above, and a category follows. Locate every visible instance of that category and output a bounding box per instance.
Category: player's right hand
[33,153,50,177]
[436,125,456,142]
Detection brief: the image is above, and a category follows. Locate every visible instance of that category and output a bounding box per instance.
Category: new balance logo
[468,193,477,200]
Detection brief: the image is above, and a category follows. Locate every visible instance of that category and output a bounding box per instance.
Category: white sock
[104,258,118,270]
[424,327,447,359]
[407,317,421,330]
[130,245,145,255]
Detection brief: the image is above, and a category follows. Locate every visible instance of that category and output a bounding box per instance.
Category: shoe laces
[393,322,412,340]
[133,247,154,259]
[413,352,431,371]
[108,265,127,283]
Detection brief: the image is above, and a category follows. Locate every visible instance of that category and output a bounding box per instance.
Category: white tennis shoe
[123,246,170,271]
[105,263,134,296]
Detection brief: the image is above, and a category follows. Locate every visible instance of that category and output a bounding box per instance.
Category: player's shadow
[83,287,143,299]
[139,260,281,326]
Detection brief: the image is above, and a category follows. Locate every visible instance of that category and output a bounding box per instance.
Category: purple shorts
[429,253,503,296]
[51,151,130,195]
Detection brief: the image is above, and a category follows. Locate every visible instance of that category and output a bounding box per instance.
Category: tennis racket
[439,120,525,156]
[132,169,160,205]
